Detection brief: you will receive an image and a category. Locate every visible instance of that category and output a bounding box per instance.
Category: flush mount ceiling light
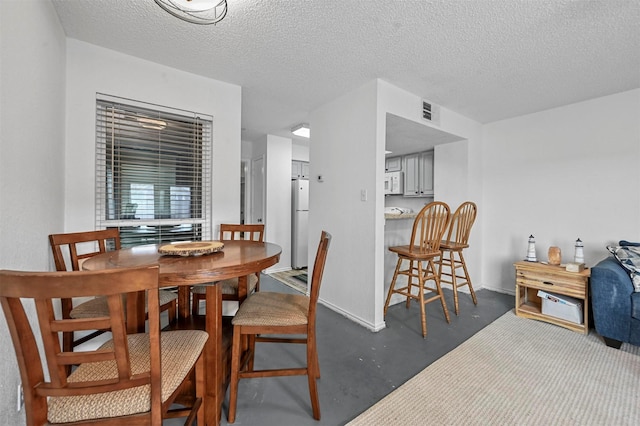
[291,123,310,138]
[154,0,228,25]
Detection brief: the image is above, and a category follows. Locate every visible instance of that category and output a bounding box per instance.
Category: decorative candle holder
[526,235,537,262]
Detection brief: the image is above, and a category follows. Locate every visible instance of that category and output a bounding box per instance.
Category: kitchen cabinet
[403,151,433,197]
[385,156,402,172]
[291,160,310,179]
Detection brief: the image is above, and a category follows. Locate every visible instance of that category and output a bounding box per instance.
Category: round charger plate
[158,241,224,257]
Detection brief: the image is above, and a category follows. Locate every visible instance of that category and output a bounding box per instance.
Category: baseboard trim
[318,297,386,332]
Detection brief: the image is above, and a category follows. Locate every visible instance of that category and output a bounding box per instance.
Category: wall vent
[421,99,440,125]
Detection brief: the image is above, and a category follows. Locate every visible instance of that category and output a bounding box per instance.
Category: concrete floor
[169,274,514,426]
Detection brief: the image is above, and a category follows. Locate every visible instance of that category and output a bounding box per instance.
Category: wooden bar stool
[384,202,451,337]
[438,201,478,315]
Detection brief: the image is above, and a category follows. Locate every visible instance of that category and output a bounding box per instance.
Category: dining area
[0,226,331,426]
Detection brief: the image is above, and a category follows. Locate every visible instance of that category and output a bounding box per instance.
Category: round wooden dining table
[83,240,282,426]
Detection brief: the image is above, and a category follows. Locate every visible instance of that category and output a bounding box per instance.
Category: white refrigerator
[292,179,309,269]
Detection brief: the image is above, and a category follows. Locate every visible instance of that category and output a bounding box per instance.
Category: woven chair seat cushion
[191,274,259,296]
[47,330,208,424]
[70,289,178,319]
[232,292,309,327]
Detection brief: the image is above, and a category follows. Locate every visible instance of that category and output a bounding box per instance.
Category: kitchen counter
[385,213,417,220]
[384,214,414,308]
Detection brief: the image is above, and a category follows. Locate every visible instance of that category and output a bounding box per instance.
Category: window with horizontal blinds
[95,95,212,247]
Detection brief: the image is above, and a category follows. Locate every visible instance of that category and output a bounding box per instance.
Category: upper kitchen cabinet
[385,156,402,172]
[403,151,433,197]
[292,160,310,179]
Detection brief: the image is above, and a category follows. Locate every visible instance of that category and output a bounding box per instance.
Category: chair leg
[449,251,460,315]
[384,258,403,316]
[167,301,177,323]
[227,325,242,424]
[406,260,417,309]
[431,259,451,324]
[191,294,202,317]
[315,346,321,379]
[417,261,428,337]
[458,251,477,306]
[247,334,256,372]
[195,353,205,426]
[307,331,321,420]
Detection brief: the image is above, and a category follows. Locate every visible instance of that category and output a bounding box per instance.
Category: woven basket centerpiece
[158,241,224,257]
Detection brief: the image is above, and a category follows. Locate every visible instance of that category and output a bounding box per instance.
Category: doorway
[240,160,248,223]
[250,155,265,224]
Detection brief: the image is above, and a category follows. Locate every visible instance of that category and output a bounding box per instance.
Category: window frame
[95,94,212,247]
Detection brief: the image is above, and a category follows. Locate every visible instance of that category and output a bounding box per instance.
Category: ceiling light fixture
[154,0,228,25]
[291,123,310,138]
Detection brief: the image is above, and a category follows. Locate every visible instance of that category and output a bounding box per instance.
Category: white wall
[65,39,242,234]
[309,80,379,327]
[292,142,310,162]
[482,89,640,294]
[264,134,293,271]
[0,0,67,422]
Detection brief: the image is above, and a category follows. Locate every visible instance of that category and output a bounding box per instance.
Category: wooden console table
[514,261,590,334]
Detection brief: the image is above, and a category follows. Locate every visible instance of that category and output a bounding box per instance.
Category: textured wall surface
[0,0,67,423]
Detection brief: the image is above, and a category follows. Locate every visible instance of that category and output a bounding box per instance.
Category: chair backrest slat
[410,201,451,253]
[445,201,477,245]
[49,229,121,272]
[0,266,160,424]
[219,223,265,242]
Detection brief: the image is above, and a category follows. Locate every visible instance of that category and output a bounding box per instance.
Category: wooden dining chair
[49,229,178,354]
[438,201,478,315]
[0,266,207,426]
[190,223,265,316]
[227,231,331,423]
[384,201,451,337]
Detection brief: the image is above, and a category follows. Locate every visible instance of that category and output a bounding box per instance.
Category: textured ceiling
[51,0,640,144]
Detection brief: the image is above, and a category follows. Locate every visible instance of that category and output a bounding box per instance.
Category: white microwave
[384,171,403,195]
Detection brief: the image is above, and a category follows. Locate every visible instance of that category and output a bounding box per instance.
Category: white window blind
[96,94,212,247]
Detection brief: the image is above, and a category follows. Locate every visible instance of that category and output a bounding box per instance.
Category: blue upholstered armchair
[590,256,640,348]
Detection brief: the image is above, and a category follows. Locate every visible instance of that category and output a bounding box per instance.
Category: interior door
[250,156,265,224]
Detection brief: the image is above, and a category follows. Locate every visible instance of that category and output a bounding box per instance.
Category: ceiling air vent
[421,99,440,125]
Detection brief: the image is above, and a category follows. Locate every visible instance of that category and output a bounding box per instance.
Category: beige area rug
[269,269,307,293]
[348,311,640,425]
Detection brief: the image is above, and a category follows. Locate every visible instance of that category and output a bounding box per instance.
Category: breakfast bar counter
[384,213,417,220]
